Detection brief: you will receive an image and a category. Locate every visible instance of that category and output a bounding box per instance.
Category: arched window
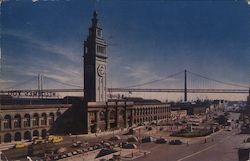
[41,113,47,126]
[4,115,11,129]
[49,113,54,125]
[33,113,39,126]
[14,114,21,128]
[24,114,31,127]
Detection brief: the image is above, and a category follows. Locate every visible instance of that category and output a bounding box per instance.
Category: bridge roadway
[0,88,249,94]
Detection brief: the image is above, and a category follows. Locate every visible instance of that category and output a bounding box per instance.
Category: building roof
[108,97,163,105]
[0,95,81,105]
[123,97,162,105]
[170,101,211,109]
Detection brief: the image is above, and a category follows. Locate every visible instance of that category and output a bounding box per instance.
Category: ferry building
[0,11,171,143]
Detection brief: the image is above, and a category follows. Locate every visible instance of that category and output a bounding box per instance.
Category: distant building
[213,100,225,110]
[170,102,207,115]
[170,108,187,121]
[241,89,250,134]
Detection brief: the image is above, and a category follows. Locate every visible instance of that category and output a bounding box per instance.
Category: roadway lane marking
[177,134,233,161]
[177,144,217,161]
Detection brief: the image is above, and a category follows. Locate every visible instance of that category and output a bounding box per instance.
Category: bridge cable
[43,76,82,88]
[1,76,37,90]
[187,70,249,89]
[120,70,184,89]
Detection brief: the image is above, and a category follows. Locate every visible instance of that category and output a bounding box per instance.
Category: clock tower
[84,11,107,102]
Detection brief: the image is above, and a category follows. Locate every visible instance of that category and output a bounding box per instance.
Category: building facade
[0,97,71,143]
[87,99,171,133]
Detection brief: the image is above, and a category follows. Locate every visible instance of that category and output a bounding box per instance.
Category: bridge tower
[84,11,108,102]
[184,69,187,102]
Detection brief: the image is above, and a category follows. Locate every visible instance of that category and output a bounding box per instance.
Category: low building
[0,95,171,143]
[170,108,187,121]
[170,101,214,115]
[0,96,71,143]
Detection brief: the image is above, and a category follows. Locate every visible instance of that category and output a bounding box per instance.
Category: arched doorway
[33,130,39,137]
[118,110,125,128]
[14,132,21,141]
[110,110,115,120]
[109,110,115,129]
[24,131,31,141]
[99,111,105,121]
[4,133,12,143]
[41,129,47,138]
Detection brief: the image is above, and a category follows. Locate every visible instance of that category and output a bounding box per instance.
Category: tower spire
[92,11,98,27]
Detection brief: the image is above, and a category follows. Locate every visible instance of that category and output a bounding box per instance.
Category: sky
[0,0,250,101]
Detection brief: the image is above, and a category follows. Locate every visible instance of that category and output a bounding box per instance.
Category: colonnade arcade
[0,111,62,143]
[87,101,170,133]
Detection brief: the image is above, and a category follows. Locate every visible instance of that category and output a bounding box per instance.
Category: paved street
[135,113,243,161]
[134,129,246,161]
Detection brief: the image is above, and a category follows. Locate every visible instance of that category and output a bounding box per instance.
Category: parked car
[15,142,26,148]
[93,143,103,150]
[59,154,67,159]
[32,136,45,145]
[169,139,182,145]
[120,142,128,148]
[88,147,94,151]
[126,128,135,135]
[48,135,63,143]
[67,152,73,157]
[155,137,167,144]
[52,155,60,160]
[72,141,82,147]
[77,149,83,154]
[72,151,78,155]
[142,136,154,143]
[109,135,121,141]
[123,143,137,149]
[82,148,89,152]
[127,136,138,142]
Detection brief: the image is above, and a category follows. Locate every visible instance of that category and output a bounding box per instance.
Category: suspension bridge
[0,70,249,100]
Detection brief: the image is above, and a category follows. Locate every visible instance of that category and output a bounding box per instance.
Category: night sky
[1,0,250,100]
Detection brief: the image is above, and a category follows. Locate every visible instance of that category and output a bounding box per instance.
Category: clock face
[97,65,105,77]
